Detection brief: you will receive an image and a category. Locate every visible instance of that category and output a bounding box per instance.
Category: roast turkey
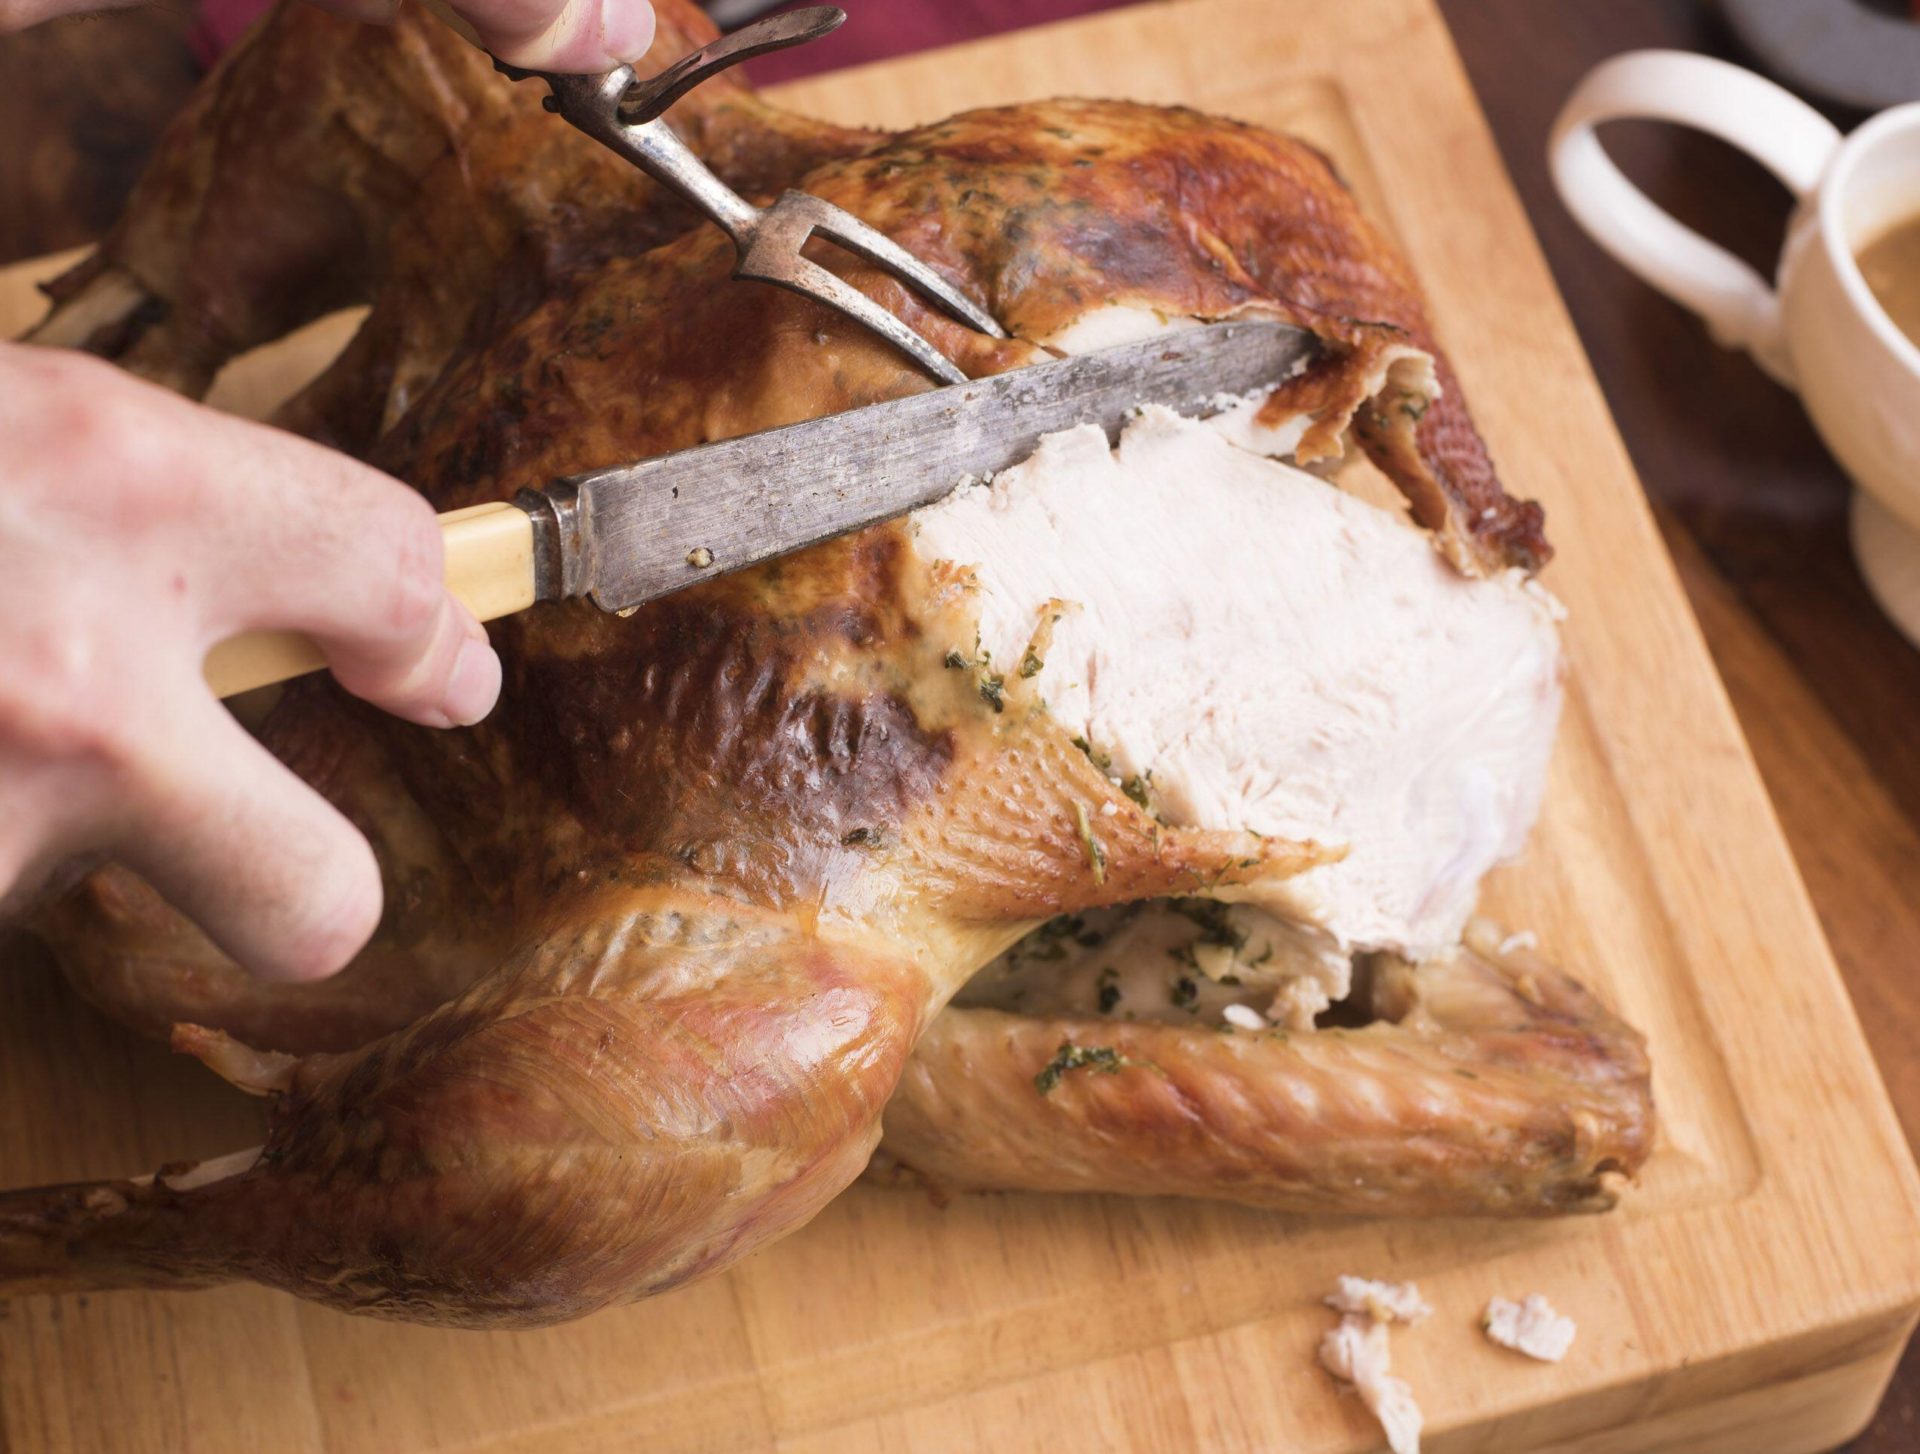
[1,0,1651,1329]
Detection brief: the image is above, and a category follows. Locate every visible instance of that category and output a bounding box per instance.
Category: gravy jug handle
[1548,50,1842,388]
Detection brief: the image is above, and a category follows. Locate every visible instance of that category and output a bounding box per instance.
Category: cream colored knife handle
[202,501,538,700]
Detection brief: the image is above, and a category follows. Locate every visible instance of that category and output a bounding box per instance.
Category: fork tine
[493,22,1006,382]
[789,193,1008,339]
[736,250,970,385]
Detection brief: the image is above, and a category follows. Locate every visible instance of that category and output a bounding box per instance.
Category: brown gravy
[1857,213,1920,348]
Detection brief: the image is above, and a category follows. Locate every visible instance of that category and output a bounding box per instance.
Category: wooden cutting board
[4,0,1919,1449]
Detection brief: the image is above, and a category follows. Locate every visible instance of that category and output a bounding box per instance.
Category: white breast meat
[910,406,1564,964]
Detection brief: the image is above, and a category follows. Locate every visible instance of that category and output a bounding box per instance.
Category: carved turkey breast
[1,0,1651,1328]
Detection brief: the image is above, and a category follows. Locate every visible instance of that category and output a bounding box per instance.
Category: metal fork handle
[625,118,759,245]
[494,5,837,251]
[495,9,1008,383]
[623,5,845,122]
[528,67,763,245]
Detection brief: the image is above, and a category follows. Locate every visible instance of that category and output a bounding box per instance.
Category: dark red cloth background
[741,0,1131,83]
[194,0,1134,71]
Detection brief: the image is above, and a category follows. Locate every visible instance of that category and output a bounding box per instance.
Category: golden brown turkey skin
[878,939,1652,1217]
[11,521,1324,1324]
[27,0,874,428]
[6,890,930,1326]
[809,101,1546,573]
[28,2,1538,572]
[9,27,1643,1325]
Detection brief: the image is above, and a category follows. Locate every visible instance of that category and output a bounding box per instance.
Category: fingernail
[441,632,502,727]
[598,0,656,64]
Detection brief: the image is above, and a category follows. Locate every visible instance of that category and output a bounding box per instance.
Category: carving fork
[492,7,1007,383]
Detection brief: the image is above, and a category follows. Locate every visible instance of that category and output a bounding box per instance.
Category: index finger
[176,399,502,729]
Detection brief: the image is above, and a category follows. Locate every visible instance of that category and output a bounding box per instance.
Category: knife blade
[524,318,1317,613]
[205,319,1316,697]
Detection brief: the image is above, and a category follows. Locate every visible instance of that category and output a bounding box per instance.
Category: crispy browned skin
[26,0,874,435]
[28,5,1539,570]
[10,525,1323,1326]
[39,89,1449,1056]
[804,103,1545,573]
[3,892,931,1321]
[6,11,1634,1327]
[878,938,1652,1216]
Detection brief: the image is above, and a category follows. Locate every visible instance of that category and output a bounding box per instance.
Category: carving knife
[206,319,1317,698]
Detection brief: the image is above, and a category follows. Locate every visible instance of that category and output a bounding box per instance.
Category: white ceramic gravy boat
[1551,49,1920,646]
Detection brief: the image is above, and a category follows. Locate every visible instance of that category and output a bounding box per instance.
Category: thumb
[462,0,657,70]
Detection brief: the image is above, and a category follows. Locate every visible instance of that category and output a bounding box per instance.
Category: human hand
[0,343,501,981]
[0,0,657,72]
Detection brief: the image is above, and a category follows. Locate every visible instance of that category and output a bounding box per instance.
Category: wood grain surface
[1431,8,1920,1450]
[3,1,1920,1450]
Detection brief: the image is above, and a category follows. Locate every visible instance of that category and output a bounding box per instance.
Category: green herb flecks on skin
[1016,608,1063,681]
[1072,802,1108,884]
[1033,1041,1126,1095]
[1071,736,1113,774]
[1120,774,1152,810]
[943,636,1011,711]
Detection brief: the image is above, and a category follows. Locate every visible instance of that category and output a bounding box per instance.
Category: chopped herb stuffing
[1170,898,1248,951]
[1009,915,1088,966]
[1170,975,1199,1012]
